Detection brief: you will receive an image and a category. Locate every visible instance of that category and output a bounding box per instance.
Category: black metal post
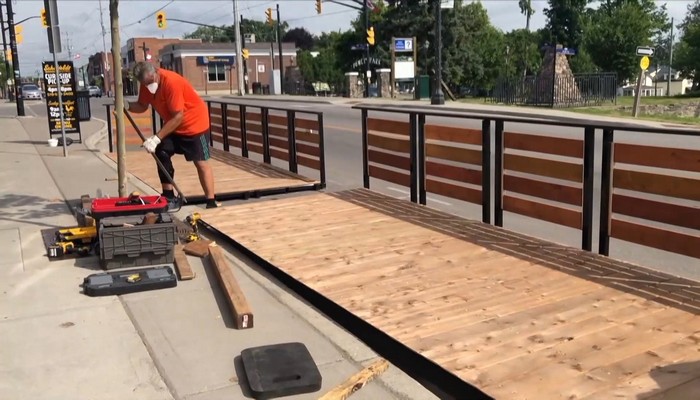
[261,107,271,164]
[431,0,444,105]
[240,105,249,158]
[494,119,504,227]
[5,0,25,115]
[317,112,326,188]
[361,108,369,188]
[275,4,284,95]
[409,112,418,203]
[0,4,10,99]
[481,119,491,224]
[598,128,614,256]
[363,0,369,98]
[240,14,248,94]
[221,103,229,153]
[105,104,113,153]
[418,114,426,205]
[207,101,213,146]
[286,110,297,173]
[581,126,595,251]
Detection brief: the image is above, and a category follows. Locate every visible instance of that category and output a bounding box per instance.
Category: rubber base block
[240,342,322,399]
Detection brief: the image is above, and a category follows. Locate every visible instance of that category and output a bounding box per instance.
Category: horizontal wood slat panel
[426,143,481,165]
[426,161,481,186]
[611,218,700,259]
[504,132,583,158]
[612,194,700,231]
[211,126,223,134]
[270,148,289,161]
[425,125,481,145]
[296,142,320,158]
[226,128,241,139]
[246,132,263,145]
[226,109,241,119]
[614,143,700,173]
[228,138,242,149]
[369,164,411,187]
[503,195,582,229]
[247,142,264,155]
[368,118,410,136]
[245,122,262,134]
[267,114,288,126]
[295,130,320,144]
[613,169,700,201]
[504,174,582,206]
[504,154,583,182]
[368,149,411,170]
[268,126,288,139]
[425,179,481,204]
[245,112,262,122]
[212,133,223,144]
[295,118,319,131]
[297,154,320,170]
[268,137,287,150]
[209,107,222,117]
[210,115,223,125]
[368,133,411,153]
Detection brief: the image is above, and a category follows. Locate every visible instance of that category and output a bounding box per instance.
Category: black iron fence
[354,104,700,261]
[489,72,618,107]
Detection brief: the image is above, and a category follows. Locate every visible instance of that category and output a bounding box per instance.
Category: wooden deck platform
[199,188,700,400]
[106,148,320,202]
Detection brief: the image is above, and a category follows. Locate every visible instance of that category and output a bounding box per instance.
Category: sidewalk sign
[42,61,81,142]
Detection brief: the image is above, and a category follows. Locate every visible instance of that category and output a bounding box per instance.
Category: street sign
[393,38,413,52]
[636,46,655,57]
[640,56,650,70]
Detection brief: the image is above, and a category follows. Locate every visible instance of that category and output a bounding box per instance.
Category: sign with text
[196,56,235,66]
[42,61,80,135]
[636,46,655,57]
[393,38,413,52]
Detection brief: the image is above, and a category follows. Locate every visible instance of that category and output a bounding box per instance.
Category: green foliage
[543,0,589,49]
[183,19,289,43]
[283,28,316,51]
[674,0,700,84]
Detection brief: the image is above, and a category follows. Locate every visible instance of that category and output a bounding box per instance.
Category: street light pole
[431,0,444,105]
[0,3,10,100]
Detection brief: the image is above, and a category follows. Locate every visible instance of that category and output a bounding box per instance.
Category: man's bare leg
[194,160,215,199]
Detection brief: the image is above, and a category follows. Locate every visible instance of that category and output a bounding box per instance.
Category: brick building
[158,42,297,94]
[86,51,113,94]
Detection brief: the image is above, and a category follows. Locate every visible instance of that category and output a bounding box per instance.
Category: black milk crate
[98,214,177,270]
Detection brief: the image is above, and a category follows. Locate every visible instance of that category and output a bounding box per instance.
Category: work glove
[143,135,161,153]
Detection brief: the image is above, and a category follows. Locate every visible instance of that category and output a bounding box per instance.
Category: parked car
[88,86,103,97]
[20,84,43,100]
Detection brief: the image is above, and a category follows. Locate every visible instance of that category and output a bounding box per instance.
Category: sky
[4,0,695,76]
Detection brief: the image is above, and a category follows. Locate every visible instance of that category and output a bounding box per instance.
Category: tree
[543,0,589,49]
[504,29,542,77]
[283,27,316,50]
[183,19,289,44]
[518,0,535,31]
[584,0,669,82]
[183,25,232,42]
[673,0,700,85]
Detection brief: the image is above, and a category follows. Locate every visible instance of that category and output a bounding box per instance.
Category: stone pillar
[376,68,391,98]
[345,72,361,98]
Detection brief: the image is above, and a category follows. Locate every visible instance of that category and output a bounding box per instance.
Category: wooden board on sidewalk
[199,188,700,399]
[104,149,319,202]
[208,244,254,329]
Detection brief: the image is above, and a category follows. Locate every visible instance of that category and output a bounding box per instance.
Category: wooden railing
[355,104,700,259]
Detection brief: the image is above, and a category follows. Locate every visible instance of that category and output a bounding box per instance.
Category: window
[207,64,226,82]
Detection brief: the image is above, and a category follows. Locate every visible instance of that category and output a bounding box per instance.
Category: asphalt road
[7,96,698,281]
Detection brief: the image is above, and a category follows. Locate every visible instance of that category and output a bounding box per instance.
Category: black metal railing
[489,72,617,107]
[354,104,700,259]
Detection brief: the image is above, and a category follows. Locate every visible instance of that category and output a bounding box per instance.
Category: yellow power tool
[185,212,202,242]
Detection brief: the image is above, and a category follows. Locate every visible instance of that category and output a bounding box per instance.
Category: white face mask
[146,82,158,94]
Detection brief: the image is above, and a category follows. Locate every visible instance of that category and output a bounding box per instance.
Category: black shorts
[157,131,211,162]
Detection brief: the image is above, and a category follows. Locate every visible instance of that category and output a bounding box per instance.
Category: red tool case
[91,195,169,221]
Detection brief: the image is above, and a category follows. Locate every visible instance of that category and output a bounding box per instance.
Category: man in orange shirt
[125,62,220,208]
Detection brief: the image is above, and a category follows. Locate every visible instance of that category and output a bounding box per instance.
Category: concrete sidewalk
[0,111,436,399]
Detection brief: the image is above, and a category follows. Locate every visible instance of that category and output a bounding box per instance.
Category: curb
[220,95,337,105]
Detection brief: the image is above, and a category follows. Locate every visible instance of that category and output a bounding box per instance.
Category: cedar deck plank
[208,245,254,329]
[104,148,318,200]
[173,244,195,280]
[199,188,700,399]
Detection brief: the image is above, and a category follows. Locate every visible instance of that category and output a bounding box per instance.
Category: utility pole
[276,4,284,95]
[667,17,673,97]
[232,0,244,96]
[6,0,25,115]
[363,0,369,98]
[109,0,126,197]
[431,0,445,105]
[0,3,10,100]
[240,14,248,94]
[99,0,110,97]
[139,41,148,60]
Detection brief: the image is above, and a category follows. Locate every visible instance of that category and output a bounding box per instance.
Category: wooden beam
[318,358,389,400]
[183,239,212,257]
[173,244,195,280]
[207,244,254,329]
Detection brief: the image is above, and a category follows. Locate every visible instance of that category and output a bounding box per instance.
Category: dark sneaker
[205,201,222,209]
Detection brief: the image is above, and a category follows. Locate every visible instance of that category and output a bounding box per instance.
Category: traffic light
[241,48,249,60]
[14,25,23,45]
[156,11,167,29]
[265,8,273,25]
[41,8,48,28]
[315,0,322,14]
[366,26,375,46]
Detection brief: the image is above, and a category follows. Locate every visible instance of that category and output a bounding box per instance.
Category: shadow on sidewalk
[0,193,72,228]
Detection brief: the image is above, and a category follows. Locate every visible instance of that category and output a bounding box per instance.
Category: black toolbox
[98,214,178,270]
[82,266,177,296]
